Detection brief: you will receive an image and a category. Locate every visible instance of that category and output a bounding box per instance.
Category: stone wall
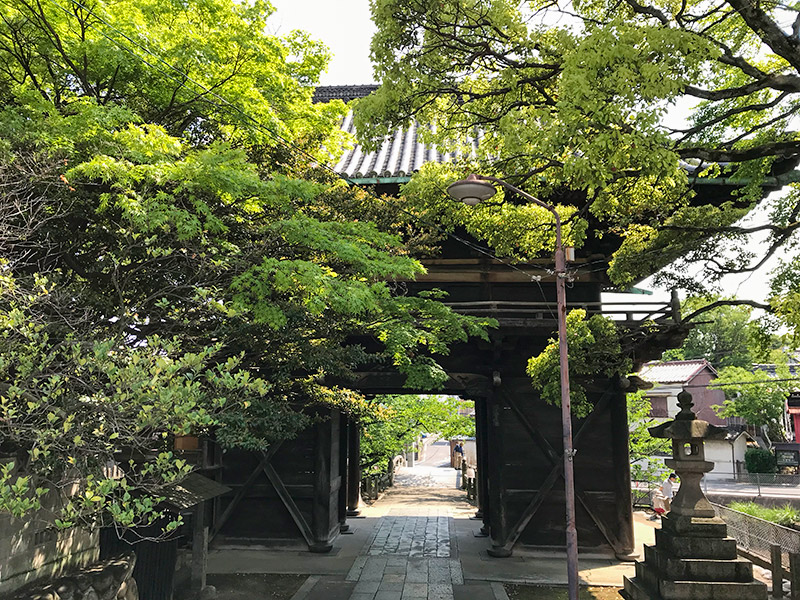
[0,510,98,596]
[6,553,138,600]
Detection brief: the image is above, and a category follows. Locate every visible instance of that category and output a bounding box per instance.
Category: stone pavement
[208,445,648,600]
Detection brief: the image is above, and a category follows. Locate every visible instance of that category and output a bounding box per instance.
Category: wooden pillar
[474,395,490,533]
[773,543,785,598]
[789,551,800,600]
[310,414,335,553]
[347,419,362,516]
[486,388,511,557]
[609,382,635,557]
[190,502,208,591]
[338,414,350,532]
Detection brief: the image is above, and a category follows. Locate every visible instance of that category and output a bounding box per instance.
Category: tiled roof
[312,85,379,104]
[313,85,481,180]
[753,363,800,376]
[312,85,709,181]
[638,359,715,384]
[332,111,482,179]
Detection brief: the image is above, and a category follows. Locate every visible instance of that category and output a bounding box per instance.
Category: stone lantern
[621,390,768,600]
[650,390,727,522]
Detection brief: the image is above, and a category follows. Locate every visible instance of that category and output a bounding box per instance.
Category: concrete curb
[289,575,321,600]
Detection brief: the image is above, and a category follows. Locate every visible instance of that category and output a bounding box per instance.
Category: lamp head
[446,173,497,205]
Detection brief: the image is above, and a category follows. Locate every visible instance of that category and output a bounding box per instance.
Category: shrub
[729,501,800,526]
[745,448,777,473]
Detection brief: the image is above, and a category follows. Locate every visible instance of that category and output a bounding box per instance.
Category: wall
[687,370,726,425]
[0,492,98,596]
[7,553,137,600]
[705,439,736,481]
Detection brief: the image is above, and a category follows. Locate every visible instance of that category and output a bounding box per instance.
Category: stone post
[621,390,768,600]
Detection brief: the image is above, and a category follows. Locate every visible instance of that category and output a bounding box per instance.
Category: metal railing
[735,472,800,487]
[713,502,800,570]
[444,300,674,324]
[362,471,393,501]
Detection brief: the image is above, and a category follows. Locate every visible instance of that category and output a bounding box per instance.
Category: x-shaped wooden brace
[496,385,626,554]
[209,441,315,548]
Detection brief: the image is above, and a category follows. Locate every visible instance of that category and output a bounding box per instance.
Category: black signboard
[776,449,800,467]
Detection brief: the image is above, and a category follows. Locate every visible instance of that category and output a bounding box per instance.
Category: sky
[266,0,777,307]
[267,0,376,85]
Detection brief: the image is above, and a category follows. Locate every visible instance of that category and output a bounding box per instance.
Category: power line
[684,377,800,388]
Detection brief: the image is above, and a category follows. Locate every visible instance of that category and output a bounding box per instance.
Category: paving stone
[428,583,454,600]
[449,561,464,585]
[379,582,405,592]
[353,581,381,595]
[350,594,377,600]
[347,556,369,581]
[452,583,496,600]
[375,592,403,600]
[384,565,407,574]
[382,573,406,584]
[401,583,428,599]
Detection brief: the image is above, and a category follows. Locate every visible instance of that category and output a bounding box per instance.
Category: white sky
[266,1,777,306]
[267,0,376,85]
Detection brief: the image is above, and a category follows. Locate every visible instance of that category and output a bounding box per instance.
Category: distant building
[637,359,726,426]
[754,363,800,441]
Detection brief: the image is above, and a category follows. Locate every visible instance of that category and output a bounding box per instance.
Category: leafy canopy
[360,0,800,331]
[360,395,475,474]
[0,0,492,530]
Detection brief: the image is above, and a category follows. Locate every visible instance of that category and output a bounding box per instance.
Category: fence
[632,480,659,508]
[735,472,800,487]
[712,503,800,570]
[362,471,393,501]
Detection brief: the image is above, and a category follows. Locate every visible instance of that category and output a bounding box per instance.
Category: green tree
[358,0,800,329]
[711,366,792,439]
[360,395,475,474]
[627,391,671,483]
[661,296,778,368]
[744,448,778,474]
[0,0,492,530]
[527,309,630,417]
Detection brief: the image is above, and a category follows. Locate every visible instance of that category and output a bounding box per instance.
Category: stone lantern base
[621,513,767,600]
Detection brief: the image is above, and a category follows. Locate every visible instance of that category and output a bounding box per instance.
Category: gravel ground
[505,584,622,600]
[204,573,308,600]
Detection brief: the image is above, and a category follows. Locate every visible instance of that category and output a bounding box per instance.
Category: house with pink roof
[637,359,726,426]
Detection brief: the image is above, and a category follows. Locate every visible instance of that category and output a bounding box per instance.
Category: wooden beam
[191,503,208,591]
[496,385,627,554]
[263,461,315,548]
[210,442,282,541]
[338,413,350,532]
[347,420,362,516]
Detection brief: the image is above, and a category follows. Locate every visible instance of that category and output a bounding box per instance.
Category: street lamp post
[446,174,579,600]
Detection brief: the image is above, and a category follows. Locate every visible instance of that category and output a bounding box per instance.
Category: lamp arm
[478,175,563,251]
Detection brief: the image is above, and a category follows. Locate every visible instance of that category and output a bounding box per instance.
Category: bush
[728,501,800,526]
[745,448,777,473]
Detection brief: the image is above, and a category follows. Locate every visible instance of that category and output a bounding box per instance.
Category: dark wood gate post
[474,395,491,535]
[310,412,337,553]
[610,381,635,557]
[347,419,362,516]
[338,413,350,532]
[486,388,511,557]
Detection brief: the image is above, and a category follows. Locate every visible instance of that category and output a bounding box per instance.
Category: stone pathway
[346,510,465,600]
[341,449,485,600]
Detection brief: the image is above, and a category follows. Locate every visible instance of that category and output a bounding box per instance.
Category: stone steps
[622,573,768,600]
[643,545,753,582]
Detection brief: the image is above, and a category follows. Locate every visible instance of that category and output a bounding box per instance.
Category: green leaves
[360,395,475,474]
[711,366,792,435]
[527,310,630,417]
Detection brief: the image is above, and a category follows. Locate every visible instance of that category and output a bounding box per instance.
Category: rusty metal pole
[481,176,579,600]
[554,215,579,600]
[447,174,579,599]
